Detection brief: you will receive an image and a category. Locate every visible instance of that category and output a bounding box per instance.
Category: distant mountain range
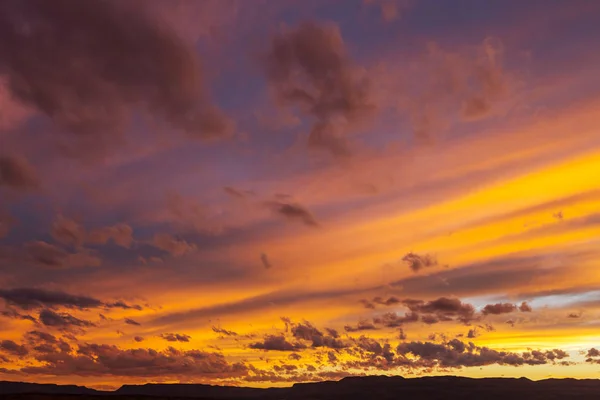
[3,376,600,399]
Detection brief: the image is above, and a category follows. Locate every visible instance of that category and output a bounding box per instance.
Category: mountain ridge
[3,376,600,399]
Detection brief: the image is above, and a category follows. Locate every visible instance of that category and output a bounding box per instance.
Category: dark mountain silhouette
[3,376,600,399]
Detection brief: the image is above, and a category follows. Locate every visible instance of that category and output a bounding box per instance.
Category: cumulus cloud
[265,201,319,227]
[152,233,196,257]
[482,303,517,315]
[0,287,141,311]
[38,309,95,329]
[360,296,401,309]
[402,297,476,324]
[344,320,377,332]
[373,312,419,328]
[133,336,145,342]
[290,321,346,349]
[159,333,191,342]
[249,335,306,351]
[20,342,248,379]
[519,301,532,312]
[87,223,134,248]
[0,0,232,155]
[0,309,37,323]
[51,216,134,248]
[0,155,39,191]
[24,241,101,268]
[396,340,569,369]
[402,252,438,273]
[265,21,373,156]
[0,340,29,356]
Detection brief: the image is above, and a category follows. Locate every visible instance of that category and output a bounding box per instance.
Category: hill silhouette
[3,376,600,399]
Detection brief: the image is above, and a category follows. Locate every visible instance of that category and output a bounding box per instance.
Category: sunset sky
[2,0,600,390]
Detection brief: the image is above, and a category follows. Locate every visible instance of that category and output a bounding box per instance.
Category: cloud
[402,252,438,273]
[567,312,581,319]
[20,342,248,379]
[51,216,134,248]
[361,296,401,309]
[38,309,96,329]
[152,234,196,257]
[260,253,272,269]
[24,241,101,268]
[290,321,346,349]
[134,336,145,342]
[223,186,251,199]
[265,21,373,156]
[159,333,192,343]
[212,326,238,337]
[396,340,569,368]
[0,287,141,311]
[87,223,134,248]
[265,201,319,227]
[482,303,517,315]
[402,297,476,324]
[344,320,377,332]
[373,312,419,328]
[249,335,306,351]
[50,216,86,247]
[124,318,141,326]
[0,0,232,155]
[0,340,28,356]
[0,309,37,323]
[0,154,39,191]
[519,302,532,312]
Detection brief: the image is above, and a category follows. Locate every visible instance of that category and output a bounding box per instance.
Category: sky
[1,0,600,390]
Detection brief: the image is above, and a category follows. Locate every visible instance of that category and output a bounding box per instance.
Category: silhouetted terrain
[3,376,600,399]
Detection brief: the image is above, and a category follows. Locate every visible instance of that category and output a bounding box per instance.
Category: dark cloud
[567,312,581,318]
[249,335,306,351]
[24,241,101,268]
[587,348,600,357]
[0,287,141,311]
[212,326,238,337]
[0,308,37,323]
[0,155,39,191]
[402,252,438,273]
[51,216,134,248]
[265,21,373,156]
[24,330,71,354]
[159,333,191,343]
[290,321,346,349]
[519,301,532,312]
[260,253,272,269]
[396,340,569,368]
[38,309,95,328]
[403,297,476,324]
[482,303,517,315]
[50,216,86,247]
[87,223,134,248]
[0,340,29,356]
[266,201,319,227]
[124,318,141,326]
[20,342,248,378]
[152,233,196,257]
[344,320,377,332]
[373,312,419,328]
[361,296,401,309]
[0,0,232,155]
[133,336,145,342]
[223,186,251,199]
